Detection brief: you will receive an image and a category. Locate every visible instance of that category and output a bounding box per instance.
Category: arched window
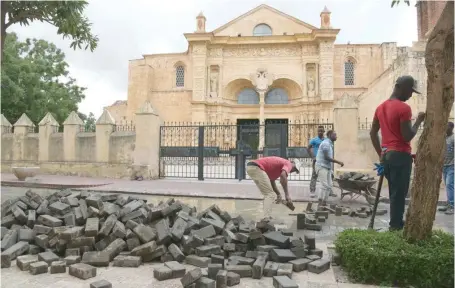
[253,24,272,36]
[237,88,259,104]
[175,66,185,87]
[265,88,289,104]
[344,59,355,86]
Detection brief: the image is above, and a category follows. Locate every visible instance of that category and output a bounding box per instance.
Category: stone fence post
[63,111,83,162]
[13,113,35,161]
[1,114,12,134]
[96,110,116,162]
[38,112,59,162]
[333,94,363,174]
[132,101,161,179]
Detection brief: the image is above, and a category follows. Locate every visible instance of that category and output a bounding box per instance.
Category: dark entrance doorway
[235,119,260,179]
[264,119,288,157]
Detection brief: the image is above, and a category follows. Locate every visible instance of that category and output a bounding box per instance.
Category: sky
[8,0,418,118]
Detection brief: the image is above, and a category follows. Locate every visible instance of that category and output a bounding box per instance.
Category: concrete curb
[1,181,111,189]
[1,181,446,206]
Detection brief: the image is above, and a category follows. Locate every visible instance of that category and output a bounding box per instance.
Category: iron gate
[159,120,333,181]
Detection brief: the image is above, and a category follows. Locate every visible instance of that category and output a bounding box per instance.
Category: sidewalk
[0,173,447,205]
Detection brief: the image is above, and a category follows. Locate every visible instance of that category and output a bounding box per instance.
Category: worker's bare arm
[279,171,290,201]
[400,112,426,142]
[323,148,344,166]
[370,118,382,157]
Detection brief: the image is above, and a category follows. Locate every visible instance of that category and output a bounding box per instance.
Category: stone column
[96,110,116,162]
[13,113,35,161]
[63,111,84,162]
[315,63,319,96]
[259,91,265,148]
[1,114,12,134]
[132,101,161,179]
[38,112,59,162]
[302,62,307,99]
[319,40,334,100]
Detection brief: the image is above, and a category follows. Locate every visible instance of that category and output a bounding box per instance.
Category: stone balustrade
[1,101,161,179]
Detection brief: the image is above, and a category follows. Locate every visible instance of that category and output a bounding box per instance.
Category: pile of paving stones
[338,172,375,181]
[1,189,332,288]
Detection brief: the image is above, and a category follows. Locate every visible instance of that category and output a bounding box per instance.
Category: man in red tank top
[370,75,425,231]
[246,156,300,220]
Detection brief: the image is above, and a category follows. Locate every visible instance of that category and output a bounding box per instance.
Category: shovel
[368,173,385,230]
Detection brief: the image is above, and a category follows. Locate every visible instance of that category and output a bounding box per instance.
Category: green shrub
[334,229,454,288]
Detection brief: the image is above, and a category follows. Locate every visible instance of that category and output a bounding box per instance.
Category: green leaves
[2,1,98,56]
[391,0,411,8]
[1,32,87,125]
[335,229,454,288]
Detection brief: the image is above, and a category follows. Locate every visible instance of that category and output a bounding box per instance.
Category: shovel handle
[368,174,385,229]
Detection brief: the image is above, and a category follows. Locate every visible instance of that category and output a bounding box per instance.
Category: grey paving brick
[38,250,59,265]
[81,251,110,267]
[27,210,36,228]
[185,255,211,268]
[29,261,48,275]
[131,241,157,257]
[303,235,316,249]
[32,224,52,235]
[264,261,279,277]
[270,249,297,263]
[49,202,71,215]
[164,260,186,278]
[102,238,126,261]
[99,214,117,237]
[1,241,29,268]
[155,218,172,245]
[50,260,66,274]
[28,244,40,255]
[61,226,84,241]
[181,268,203,286]
[18,228,35,243]
[126,237,141,251]
[196,277,216,288]
[85,218,99,237]
[67,236,95,249]
[69,263,97,280]
[16,254,38,271]
[277,263,293,278]
[226,271,240,287]
[64,255,81,266]
[37,215,62,227]
[154,265,172,281]
[289,258,312,272]
[34,234,49,249]
[263,232,290,249]
[225,265,252,278]
[113,255,142,267]
[307,259,330,274]
[196,245,222,257]
[90,279,112,288]
[133,224,156,243]
[168,243,185,262]
[191,225,216,239]
[272,275,298,288]
[95,234,116,251]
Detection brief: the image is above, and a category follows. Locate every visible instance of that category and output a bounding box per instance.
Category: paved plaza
[0,184,453,288]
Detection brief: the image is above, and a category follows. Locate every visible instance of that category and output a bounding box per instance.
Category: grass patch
[334,229,454,288]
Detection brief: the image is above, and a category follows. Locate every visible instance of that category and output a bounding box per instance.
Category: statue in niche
[307,74,315,97]
[209,71,219,99]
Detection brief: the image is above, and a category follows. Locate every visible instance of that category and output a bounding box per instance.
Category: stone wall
[1,103,161,180]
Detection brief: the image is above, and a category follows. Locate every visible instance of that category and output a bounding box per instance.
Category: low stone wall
[1,161,132,179]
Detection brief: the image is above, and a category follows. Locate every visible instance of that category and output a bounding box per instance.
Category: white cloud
[7,0,417,118]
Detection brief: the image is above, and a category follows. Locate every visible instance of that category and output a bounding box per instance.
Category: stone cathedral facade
[107,3,446,126]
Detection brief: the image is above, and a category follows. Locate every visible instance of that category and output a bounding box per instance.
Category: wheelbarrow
[333,178,386,205]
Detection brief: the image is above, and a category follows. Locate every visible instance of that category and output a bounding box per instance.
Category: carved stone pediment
[249,68,275,92]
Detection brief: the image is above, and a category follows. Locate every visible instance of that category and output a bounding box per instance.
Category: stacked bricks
[1,189,331,285]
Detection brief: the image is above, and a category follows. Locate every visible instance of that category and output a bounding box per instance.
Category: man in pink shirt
[246,156,300,219]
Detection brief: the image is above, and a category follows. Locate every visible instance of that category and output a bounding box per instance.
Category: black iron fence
[359,117,455,131]
[159,120,333,181]
[115,121,135,132]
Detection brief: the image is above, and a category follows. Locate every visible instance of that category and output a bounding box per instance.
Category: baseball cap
[291,160,301,174]
[395,75,421,94]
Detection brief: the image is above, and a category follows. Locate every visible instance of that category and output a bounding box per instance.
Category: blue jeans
[443,165,454,207]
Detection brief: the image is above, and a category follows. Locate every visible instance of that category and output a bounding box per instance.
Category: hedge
[334,229,454,288]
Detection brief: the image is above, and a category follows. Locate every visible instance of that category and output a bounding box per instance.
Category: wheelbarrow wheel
[365,194,376,205]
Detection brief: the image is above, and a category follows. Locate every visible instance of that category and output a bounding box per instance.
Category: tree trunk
[404,2,454,241]
[0,1,7,63]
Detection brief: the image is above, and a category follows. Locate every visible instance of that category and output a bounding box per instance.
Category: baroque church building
[107,2,446,125]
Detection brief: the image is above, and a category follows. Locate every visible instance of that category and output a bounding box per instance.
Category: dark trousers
[383,150,412,230]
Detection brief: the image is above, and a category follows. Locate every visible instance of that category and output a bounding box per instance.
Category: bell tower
[320,6,331,29]
[196,11,206,33]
